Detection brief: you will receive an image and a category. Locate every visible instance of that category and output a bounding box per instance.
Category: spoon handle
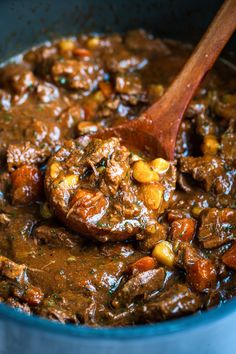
[146,0,236,159]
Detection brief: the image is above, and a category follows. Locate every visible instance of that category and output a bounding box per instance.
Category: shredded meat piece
[0,256,27,284]
[196,113,218,137]
[100,145,130,196]
[220,121,236,161]
[112,267,165,307]
[199,208,236,248]
[39,304,78,324]
[0,64,37,94]
[33,224,80,248]
[125,29,171,54]
[51,59,104,92]
[5,298,31,314]
[175,243,216,292]
[140,284,201,321]
[180,156,235,194]
[138,223,167,251]
[7,142,51,171]
[79,137,120,168]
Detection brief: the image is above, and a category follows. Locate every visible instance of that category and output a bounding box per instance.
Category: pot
[0,1,235,353]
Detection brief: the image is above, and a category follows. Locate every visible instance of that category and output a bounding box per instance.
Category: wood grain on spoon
[95,0,236,160]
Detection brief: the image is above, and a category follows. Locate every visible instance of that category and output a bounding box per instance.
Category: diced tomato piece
[222,243,236,270]
[171,218,196,242]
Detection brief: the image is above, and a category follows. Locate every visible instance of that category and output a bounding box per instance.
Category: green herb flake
[3,114,13,122]
[37,104,44,111]
[58,76,67,85]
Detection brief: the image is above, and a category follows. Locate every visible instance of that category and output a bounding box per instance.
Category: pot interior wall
[0,0,235,62]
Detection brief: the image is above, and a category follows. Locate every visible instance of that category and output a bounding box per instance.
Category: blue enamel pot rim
[0,297,236,340]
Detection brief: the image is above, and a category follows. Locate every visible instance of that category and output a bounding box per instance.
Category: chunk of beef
[115,73,145,105]
[175,243,216,292]
[25,120,61,148]
[222,243,236,270]
[33,224,78,248]
[36,82,59,103]
[13,284,44,306]
[115,73,143,95]
[0,64,37,94]
[112,177,140,218]
[195,113,218,137]
[51,59,104,92]
[214,94,236,121]
[175,242,200,269]
[5,298,31,314]
[0,255,44,307]
[105,48,147,73]
[7,119,62,170]
[180,156,234,194]
[175,120,193,158]
[138,223,167,251]
[58,104,85,139]
[0,256,27,284]
[112,268,165,307]
[0,281,11,298]
[220,121,236,161]
[199,208,236,248]
[24,44,58,67]
[76,137,120,171]
[141,284,201,321]
[38,296,78,324]
[99,145,130,196]
[7,142,52,171]
[125,30,171,54]
[99,243,134,258]
[39,305,78,324]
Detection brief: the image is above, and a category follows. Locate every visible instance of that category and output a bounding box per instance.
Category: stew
[0,30,235,326]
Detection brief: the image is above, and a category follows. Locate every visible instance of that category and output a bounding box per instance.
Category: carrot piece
[99,81,113,98]
[69,189,107,221]
[128,256,156,274]
[187,258,216,292]
[222,243,236,270]
[73,48,91,57]
[11,165,42,205]
[171,218,196,242]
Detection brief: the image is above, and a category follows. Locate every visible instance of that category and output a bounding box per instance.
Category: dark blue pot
[0,1,235,353]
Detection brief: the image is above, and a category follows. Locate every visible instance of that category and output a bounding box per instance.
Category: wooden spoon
[96,0,236,160]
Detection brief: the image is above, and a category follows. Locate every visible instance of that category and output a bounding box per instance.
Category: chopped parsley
[3,114,13,122]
